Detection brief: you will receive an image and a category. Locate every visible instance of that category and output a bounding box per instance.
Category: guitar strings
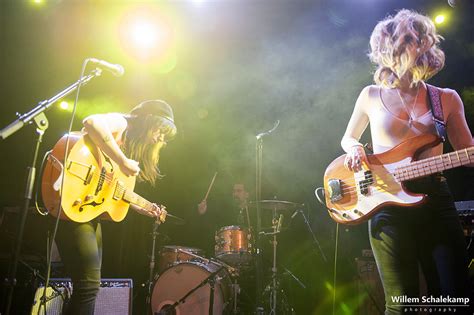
[332,154,463,194]
[332,147,472,189]
[92,172,151,208]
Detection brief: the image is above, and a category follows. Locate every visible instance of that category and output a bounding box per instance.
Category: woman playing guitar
[54,100,177,314]
[341,10,473,314]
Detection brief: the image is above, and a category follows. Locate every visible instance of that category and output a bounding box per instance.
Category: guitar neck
[395,147,474,181]
[123,190,154,212]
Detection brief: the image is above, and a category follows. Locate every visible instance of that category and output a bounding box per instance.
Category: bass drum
[151,262,232,315]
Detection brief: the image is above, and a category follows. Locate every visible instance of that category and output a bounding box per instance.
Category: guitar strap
[426,84,447,142]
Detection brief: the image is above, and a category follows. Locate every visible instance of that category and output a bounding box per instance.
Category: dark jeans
[369,175,472,315]
[54,220,102,315]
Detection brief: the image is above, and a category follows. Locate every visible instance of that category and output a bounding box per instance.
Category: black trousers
[369,175,472,314]
[55,220,102,315]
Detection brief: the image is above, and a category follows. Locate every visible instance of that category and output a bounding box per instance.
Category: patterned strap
[426,84,447,142]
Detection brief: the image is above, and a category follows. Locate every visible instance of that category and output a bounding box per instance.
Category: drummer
[198,181,252,229]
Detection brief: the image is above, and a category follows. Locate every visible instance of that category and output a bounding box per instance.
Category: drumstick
[203,172,218,201]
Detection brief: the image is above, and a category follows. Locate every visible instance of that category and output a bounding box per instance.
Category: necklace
[396,86,420,128]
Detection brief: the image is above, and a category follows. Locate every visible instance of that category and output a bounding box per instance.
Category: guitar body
[41,132,135,222]
[324,134,442,224]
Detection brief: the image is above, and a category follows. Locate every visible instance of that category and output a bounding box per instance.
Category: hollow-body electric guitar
[41,132,165,223]
[323,134,473,225]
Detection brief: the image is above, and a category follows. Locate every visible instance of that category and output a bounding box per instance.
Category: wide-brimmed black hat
[130,100,175,129]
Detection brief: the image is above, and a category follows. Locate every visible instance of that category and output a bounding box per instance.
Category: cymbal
[251,200,302,211]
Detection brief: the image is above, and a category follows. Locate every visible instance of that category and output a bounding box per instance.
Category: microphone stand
[254,120,279,314]
[146,220,160,314]
[1,69,102,315]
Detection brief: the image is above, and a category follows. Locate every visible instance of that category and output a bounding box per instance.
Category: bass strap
[426,83,447,142]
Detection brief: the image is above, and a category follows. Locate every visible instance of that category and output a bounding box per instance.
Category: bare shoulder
[354,85,378,109]
[439,87,463,113]
[83,112,128,133]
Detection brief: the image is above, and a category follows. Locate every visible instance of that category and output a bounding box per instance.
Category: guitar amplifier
[455,200,474,237]
[30,278,133,315]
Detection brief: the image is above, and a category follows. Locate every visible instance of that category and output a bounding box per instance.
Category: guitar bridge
[328,179,343,202]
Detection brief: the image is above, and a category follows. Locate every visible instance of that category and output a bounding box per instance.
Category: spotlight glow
[130,21,159,51]
[434,14,446,24]
[59,101,69,110]
[118,7,175,63]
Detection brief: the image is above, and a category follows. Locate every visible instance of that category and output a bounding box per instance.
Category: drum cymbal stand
[260,209,284,315]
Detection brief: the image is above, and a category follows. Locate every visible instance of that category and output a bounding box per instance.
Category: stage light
[59,101,70,110]
[31,0,45,6]
[118,7,175,64]
[434,14,446,24]
[130,21,159,51]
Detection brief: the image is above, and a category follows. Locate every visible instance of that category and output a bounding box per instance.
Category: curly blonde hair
[368,9,445,88]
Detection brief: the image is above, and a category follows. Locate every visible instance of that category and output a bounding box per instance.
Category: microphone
[87,58,125,77]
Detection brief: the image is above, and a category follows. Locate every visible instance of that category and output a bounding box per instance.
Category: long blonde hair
[122,100,177,185]
[368,9,445,88]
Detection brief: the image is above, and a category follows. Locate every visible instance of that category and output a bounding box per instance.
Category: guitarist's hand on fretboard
[132,203,167,223]
[150,203,167,224]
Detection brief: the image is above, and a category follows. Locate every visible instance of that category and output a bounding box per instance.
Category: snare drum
[215,225,252,266]
[151,262,232,315]
[158,245,204,273]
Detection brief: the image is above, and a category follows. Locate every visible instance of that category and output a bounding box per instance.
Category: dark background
[1,0,473,314]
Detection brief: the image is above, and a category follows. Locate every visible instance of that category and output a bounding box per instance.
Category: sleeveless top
[366,86,443,158]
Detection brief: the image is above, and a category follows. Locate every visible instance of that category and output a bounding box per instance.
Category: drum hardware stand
[231,278,240,314]
[0,69,102,315]
[291,208,327,262]
[146,220,161,314]
[259,208,284,315]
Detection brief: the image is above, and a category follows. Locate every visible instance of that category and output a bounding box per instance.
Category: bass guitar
[41,132,166,223]
[323,134,473,225]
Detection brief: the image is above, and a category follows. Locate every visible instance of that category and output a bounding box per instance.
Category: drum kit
[147,199,311,315]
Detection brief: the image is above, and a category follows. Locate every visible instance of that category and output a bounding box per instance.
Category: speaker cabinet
[355,256,385,315]
[30,278,133,315]
[355,250,428,315]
